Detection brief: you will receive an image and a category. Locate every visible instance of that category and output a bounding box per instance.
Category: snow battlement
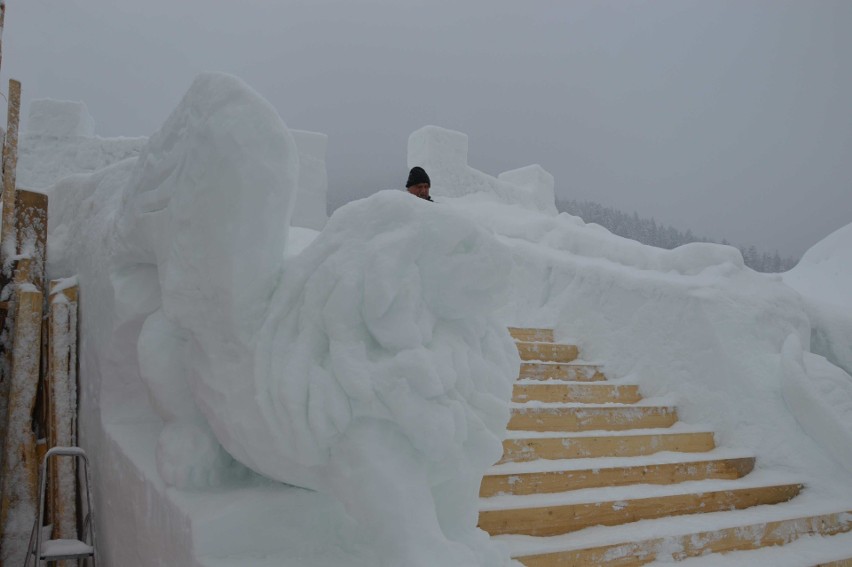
[408,125,558,215]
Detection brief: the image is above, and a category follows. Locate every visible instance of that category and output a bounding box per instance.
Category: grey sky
[5,0,851,257]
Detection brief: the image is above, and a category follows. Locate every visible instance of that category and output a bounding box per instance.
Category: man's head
[406,166,431,200]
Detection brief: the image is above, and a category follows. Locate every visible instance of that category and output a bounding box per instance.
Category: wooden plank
[508,405,678,432]
[509,327,554,343]
[0,285,44,565]
[500,431,716,464]
[47,282,79,549]
[0,78,20,273]
[817,561,852,567]
[513,383,641,404]
[516,342,579,363]
[520,363,605,382]
[478,483,802,537]
[515,510,852,566]
[480,456,755,497]
[14,189,48,292]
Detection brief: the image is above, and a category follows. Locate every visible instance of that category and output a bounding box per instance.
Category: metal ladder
[25,446,98,566]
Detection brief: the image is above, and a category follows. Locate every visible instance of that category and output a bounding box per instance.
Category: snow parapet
[408,125,558,215]
[781,334,852,474]
[784,222,852,378]
[47,73,517,566]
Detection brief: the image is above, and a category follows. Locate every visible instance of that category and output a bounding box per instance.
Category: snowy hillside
[25,73,852,566]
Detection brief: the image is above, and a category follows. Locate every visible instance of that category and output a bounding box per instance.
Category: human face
[407,183,430,200]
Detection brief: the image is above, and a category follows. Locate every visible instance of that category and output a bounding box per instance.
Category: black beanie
[406,166,431,188]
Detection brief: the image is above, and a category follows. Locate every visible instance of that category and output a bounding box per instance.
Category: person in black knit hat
[405,166,432,202]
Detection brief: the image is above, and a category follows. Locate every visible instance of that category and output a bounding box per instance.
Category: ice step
[508,404,677,432]
[513,381,641,404]
[480,453,755,497]
[478,472,803,537]
[501,505,852,566]
[509,327,554,343]
[519,362,606,381]
[500,426,716,463]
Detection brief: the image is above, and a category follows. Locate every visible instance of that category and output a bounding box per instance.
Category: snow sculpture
[408,125,558,215]
[48,73,517,566]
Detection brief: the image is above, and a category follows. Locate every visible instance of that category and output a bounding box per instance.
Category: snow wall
[35,73,852,566]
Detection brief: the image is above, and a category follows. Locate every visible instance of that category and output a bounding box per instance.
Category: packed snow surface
[36,71,852,566]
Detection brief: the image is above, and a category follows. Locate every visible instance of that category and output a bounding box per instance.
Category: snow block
[498,164,556,216]
[291,129,329,230]
[27,99,96,138]
[408,125,558,215]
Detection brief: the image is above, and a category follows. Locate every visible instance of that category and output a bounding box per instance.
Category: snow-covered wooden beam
[0,258,44,565]
[46,280,78,548]
[14,189,48,292]
[0,78,20,275]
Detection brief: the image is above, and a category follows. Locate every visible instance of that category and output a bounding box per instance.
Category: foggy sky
[5,0,851,257]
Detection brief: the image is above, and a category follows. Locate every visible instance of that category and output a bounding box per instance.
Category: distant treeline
[556,199,799,273]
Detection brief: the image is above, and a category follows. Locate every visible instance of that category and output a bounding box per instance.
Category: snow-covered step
[508,327,554,343]
[671,529,852,567]
[508,403,677,432]
[478,472,803,537]
[516,341,578,363]
[500,425,716,463]
[818,560,852,567]
[480,451,755,497]
[519,362,606,382]
[513,381,641,404]
[500,504,852,566]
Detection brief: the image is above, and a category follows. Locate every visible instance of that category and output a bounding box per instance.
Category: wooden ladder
[477,327,852,565]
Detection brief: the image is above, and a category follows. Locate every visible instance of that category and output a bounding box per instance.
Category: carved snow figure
[48,73,518,566]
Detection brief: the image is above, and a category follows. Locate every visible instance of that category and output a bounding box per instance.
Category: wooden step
[500,429,716,463]
[512,509,852,566]
[513,382,641,404]
[520,363,605,382]
[509,327,554,343]
[480,455,755,497]
[508,405,677,432]
[479,482,802,537]
[516,342,579,363]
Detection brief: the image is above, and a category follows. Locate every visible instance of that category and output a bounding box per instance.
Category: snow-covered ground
[16,73,852,566]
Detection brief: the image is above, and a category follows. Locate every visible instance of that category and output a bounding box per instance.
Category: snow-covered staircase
[479,327,852,565]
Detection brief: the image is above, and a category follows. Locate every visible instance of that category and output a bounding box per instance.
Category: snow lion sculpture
[48,73,518,566]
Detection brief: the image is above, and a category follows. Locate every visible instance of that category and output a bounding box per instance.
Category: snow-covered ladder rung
[40,538,95,560]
